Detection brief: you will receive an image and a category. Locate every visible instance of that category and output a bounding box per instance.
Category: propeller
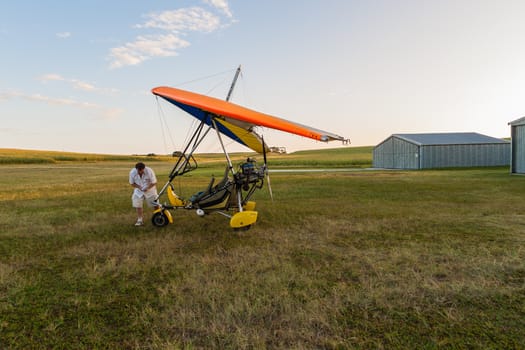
[262,136,274,201]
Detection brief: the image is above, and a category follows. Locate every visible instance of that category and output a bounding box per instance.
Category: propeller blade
[262,136,267,164]
[266,171,274,201]
[262,136,273,202]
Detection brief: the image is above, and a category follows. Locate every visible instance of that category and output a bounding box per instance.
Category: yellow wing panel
[214,118,265,153]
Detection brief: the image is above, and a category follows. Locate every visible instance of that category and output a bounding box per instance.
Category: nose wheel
[152,211,170,227]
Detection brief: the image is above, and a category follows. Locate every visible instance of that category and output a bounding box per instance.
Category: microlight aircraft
[151,68,348,229]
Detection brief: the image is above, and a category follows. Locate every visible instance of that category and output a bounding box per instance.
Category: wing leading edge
[152,86,347,153]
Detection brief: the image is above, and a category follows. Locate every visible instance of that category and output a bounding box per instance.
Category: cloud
[0,90,122,120]
[108,1,234,69]
[56,32,71,38]
[204,0,233,18]
[103,107,125,120]
[137,7,221,32]
[108,34,190,69]
[74,81,97,92]
[39,73,64,82]
[22,93,96,108]
[0,90,22,101]
[24,93,123,120]
[38,74,118,94]
[0,127,16,134]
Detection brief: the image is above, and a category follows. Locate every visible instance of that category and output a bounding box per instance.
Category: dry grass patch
[1,159,524,348]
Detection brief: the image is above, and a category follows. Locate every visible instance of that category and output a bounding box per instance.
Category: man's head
[135,162,145,174]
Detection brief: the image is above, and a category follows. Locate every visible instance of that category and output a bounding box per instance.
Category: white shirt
[129,166,157,196]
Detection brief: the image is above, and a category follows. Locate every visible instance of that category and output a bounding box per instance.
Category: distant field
[0,149,524,348]
[265,147,374,168]
[0,148,163,164]
[0,146,374,167]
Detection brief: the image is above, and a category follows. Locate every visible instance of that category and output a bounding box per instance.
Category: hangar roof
[392,132,508,146]
[508,117,525,126]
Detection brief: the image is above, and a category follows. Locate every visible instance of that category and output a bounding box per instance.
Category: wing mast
[226,65,242,102]
[215,65,244,171]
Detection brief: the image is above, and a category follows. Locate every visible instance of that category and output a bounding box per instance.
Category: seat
[190,167,231,206]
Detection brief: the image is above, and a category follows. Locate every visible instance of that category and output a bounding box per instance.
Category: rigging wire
[182,118,198,152]
[155,96,176,154]
[154,66,252,154]
[205,77,229,96]
[172,68,237,88]
[155,96,169,154]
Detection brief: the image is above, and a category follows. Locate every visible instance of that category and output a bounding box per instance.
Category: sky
[1,0,525,155]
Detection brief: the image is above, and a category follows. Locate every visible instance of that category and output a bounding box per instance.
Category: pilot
[129,162,159,226]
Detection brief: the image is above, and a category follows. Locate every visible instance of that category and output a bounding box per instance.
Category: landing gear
[230,211,258,230]
[152,211,170,227]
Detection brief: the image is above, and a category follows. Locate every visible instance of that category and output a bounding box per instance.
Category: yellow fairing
[167,187,185,207]
[230,211,258,228]
[153,208,174,224]
[243,201,256,211]
[163,209,174,223]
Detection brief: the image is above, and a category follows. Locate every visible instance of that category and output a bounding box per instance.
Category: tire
[152,212,169,227]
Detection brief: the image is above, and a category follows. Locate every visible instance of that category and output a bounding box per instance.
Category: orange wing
[152,86,347,152]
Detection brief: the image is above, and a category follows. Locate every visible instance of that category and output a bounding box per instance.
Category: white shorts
[132,190,158,208]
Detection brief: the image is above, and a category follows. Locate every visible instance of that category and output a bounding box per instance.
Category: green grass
[0,148,170,164]
[0,148,524,349]
[265,146,373,168]
[0,146,374,168]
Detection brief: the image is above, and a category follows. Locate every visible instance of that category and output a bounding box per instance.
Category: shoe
[134,218,144,226]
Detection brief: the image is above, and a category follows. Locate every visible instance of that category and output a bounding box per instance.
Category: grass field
[0,147,524,349]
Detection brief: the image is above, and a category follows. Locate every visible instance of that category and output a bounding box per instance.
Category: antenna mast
[225,65,242,101]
